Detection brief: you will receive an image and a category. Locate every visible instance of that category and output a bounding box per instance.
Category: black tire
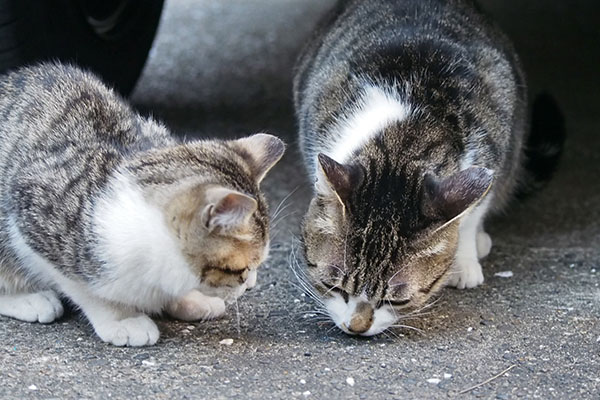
[0,0,164,96]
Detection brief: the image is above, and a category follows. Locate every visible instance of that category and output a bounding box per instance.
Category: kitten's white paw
[0,290,63,323]
[245,269,257,289]
[95,315,159,347]
[446,258,484,289]
[476,231,492,258]
[167,290,226,321]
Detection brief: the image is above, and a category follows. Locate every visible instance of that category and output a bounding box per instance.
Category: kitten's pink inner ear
[203,187,258,231]
[423,167,494,221]
[233,133,286,183]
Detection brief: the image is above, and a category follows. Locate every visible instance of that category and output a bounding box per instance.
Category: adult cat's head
[302,153,492,336]
[127,133,285,303]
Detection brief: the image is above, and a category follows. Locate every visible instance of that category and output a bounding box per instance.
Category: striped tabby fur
[0,63,284,346]
[294,0,530,336]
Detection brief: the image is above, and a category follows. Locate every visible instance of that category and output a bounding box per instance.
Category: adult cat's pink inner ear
[423,167,494,221]
[316,153,363,203]
[232,133,285,183]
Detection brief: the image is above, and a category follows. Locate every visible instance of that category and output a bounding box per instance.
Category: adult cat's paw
[166,290,226,321]
[0,290,64,323]
[95,315,159,347]
[447,258,484,289]
[476,231,492,258]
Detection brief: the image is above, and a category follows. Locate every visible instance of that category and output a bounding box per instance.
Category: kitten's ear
[316,153,363,204]
[422,167,493,222]
[233,133,286,183]
[202,187,258,232]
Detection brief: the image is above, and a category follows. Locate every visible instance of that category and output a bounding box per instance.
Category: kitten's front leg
[166,289,226,321]
[62,280,159,346]
[0,290,64,323]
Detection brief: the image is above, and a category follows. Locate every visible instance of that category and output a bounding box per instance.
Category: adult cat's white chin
[323,293,397,336]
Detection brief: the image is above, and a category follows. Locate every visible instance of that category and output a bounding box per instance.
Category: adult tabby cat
[0,63,285,346]
[294,0,564,336]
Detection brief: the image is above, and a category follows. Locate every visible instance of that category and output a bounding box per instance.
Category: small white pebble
[346,377,355,386]
[443,373,452,379]
[300,379,306,384]
[28,385,37,391]
[219,338,234,346]
[181,329,190,334]
[186,325,195,330]
[294,299,301,303]
[303,391,311,397]
[591,269,596,273]
[494,271,513,278]
[76,337,83,342]
[467,327,473,332]
[301,293,306,297]
[142,360,155,366]
[324,368,331,372]
[596,336,600,343]
[427,378,441,384]
[411,358,417,363]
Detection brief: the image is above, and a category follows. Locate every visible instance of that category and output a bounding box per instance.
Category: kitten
[0,63,285,346]
[293,0,564,336]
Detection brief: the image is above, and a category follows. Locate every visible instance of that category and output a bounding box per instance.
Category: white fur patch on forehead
[326,84,412,164]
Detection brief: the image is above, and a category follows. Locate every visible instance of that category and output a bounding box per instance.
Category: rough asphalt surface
[1,1,598,399]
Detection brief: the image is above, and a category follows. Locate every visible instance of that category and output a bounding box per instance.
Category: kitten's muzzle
[347,302,374,334]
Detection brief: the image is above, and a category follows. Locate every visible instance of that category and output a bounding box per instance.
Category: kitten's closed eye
[202,266,249,288]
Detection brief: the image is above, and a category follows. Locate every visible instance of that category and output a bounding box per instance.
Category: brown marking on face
[348,302,374,334]
[164,183,268,290]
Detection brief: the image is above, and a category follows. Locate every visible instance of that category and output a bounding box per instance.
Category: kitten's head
[302,153,492,336]
[147,134,285,302]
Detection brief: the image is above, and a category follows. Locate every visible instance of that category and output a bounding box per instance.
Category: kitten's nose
[348,302,374,334]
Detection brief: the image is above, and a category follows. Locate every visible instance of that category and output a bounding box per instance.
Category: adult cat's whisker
[389,324,425,335]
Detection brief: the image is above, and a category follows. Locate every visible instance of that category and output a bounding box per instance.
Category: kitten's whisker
[234,297,241,335]
[272,186,299,216]
[271,211,297,230]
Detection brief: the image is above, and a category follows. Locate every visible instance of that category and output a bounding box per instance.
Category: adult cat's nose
[348,302,374,334]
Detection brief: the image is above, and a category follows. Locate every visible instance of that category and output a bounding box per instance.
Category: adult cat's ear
[202,187,258,232]
[422,167,493,222]
[316,153,363,205]
[233,134,285,183]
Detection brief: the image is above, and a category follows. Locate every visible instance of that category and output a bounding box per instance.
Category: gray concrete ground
[1,0,599,399]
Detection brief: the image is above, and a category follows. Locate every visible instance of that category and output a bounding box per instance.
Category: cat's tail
[517,93,566,197]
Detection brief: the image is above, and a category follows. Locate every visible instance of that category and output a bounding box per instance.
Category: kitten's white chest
[92,172,199,312]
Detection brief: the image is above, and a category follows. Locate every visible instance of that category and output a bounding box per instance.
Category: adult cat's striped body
[294,0,563,335]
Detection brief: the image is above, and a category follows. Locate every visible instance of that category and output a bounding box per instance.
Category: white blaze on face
[323,293,398,336]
